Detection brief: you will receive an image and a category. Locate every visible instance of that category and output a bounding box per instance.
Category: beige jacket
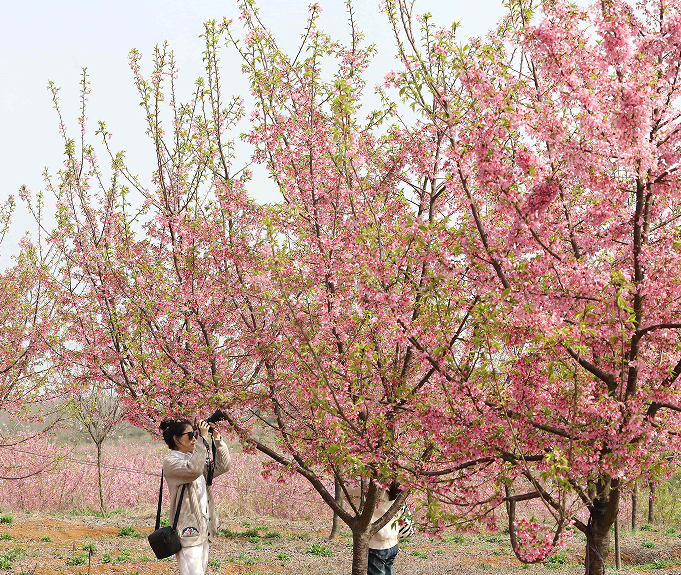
[163,437,231,547]
[348,487,400,550]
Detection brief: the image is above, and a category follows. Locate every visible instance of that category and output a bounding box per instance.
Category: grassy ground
[2,509,681,574]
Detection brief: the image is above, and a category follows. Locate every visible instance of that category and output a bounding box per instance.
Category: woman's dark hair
[159,418,192,449]
[387,480,401,501]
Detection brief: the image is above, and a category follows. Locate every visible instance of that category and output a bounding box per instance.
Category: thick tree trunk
[631,483,638,531]
[351,531,370,575]
[648,482,654,524]
[96,443,106,516]
[586,515,611,575]
[584,485,620,575]
[329,478,342,540]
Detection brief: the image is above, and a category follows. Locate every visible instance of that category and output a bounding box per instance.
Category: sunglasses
[177,430,198,440]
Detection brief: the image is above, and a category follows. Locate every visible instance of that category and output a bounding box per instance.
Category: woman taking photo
[160,418,231,575]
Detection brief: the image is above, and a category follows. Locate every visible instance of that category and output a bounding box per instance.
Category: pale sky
[0,0,507,265]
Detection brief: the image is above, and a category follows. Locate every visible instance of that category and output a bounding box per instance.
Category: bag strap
[172,485,186,530]
[206,437,217,486]
[155,470,164,531]
[155,469,187,532]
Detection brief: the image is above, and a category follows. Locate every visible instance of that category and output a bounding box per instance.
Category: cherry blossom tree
[37,5,492,573]
[385,0,681,572]
[209,3,533,571]
[0,194,59,446]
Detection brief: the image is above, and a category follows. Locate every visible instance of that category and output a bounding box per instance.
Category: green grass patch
[480,534,505,544]
[218,527,270,539]
[0,534,14,541]
[114,548,133,563]
[225,553,259,566]
[546,551,568,567]
[68,508,108,518]
[410,550,428,559]
[65,553,88,566]
[276,552,290,561]
[618,558,675,570]
[39,536,51,542]
[442,534,466,544]
[0,515,13,525]
[306,543,334,557]
[117,526,141,537]
[0,547,25,569]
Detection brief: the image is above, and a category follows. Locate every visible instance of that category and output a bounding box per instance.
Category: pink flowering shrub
[212,453,330,520]
[0,438,329,520]
[0,439,163,512]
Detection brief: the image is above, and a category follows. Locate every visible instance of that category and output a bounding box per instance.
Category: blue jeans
[367,544,398,575]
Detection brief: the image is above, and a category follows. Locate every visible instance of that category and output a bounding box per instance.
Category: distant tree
[68,387,125,515]
[632,483,638,531]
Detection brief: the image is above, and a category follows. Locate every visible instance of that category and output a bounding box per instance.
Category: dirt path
[2,510,681,574]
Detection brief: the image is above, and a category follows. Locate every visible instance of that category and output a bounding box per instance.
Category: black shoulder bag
[148,470,186,559]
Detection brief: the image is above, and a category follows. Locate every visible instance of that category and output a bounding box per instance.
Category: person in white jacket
[160,418,231,575]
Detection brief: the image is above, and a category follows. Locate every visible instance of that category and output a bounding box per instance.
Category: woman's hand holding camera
[197,420,210,438]
[196,420,221,441]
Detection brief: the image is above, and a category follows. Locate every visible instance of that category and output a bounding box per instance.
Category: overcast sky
[0,0,507,265]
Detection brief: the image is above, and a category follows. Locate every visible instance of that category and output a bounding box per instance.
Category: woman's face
[173,425,197,453]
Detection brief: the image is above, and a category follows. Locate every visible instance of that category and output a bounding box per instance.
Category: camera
[203,409,228,487]
[205,408,228,425]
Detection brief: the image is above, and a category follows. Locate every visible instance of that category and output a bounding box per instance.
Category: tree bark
[586,515,611,575]
[351,530,370,575]
[631,483,638,531]
[329,478,342,540]
[648,482,654,524]
[584,483,620,575]
[96,442,106,516]
[614,518,621,570]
